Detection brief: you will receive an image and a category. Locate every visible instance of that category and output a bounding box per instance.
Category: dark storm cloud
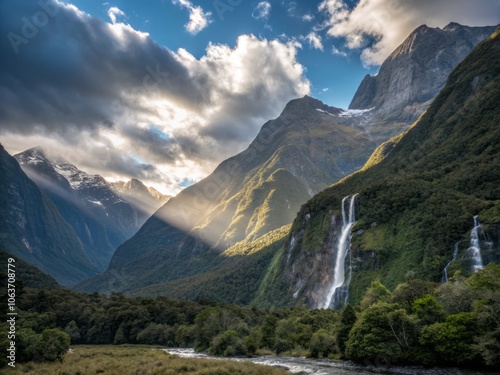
[0,1,310,193]
[78,141,164,181]
[0,0,202,134]
[121,126,182,163]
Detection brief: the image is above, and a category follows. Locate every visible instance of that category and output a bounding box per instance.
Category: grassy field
[3,345,288,375]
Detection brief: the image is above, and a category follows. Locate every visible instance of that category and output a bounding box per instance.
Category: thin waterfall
[469,216,484,272]
[442,242,459,283]
[321,194,357,309]
[344,243,353,305]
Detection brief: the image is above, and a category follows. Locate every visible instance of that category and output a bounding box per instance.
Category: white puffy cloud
[0,1,309,195]
[303,32,324,51]
[318,0,500,66]
[107,6,125,24]
[252,1,271,20]
[173,0,212,34]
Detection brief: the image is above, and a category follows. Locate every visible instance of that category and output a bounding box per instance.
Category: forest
[1,263,499,370]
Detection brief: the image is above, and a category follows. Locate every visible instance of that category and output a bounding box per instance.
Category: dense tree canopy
[3,263,499,370]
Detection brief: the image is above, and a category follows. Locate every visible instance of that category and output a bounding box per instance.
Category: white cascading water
[321,194,357,309]
[469,216,484,272]
[442,242,459,283]
[344,242,353,306]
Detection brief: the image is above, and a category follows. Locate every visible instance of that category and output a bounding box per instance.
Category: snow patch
[339,108,375,117]
[315,108,336,117]
[54,163,107,190]
[22,238,32,252]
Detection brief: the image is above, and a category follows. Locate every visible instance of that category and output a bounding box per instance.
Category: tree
[176,325,196,347]
[16,328,39,362]
[208,330,244,356]
[360,281,391,310]
[34,329,71,362]
[437,276,475,314]
[412,295,446,324]
[468,264,500,366]
[309,329,336,358]
[336,304,357,354]
[259,315,277,349]
[391,279,436,311]
[64,320,81,343]
[346,302,418,363]
[419,312,477,365]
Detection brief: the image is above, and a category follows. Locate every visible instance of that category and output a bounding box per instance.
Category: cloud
[0,0,309,194]
[303,32,324,51]
[302,14,314,22]
[173,0,212,34]
[286,2,297,16]
[107,6,125,24]
[252,1,271,20]
[322,88,329,92]
[318,0,500,66]
[331,45,347,57]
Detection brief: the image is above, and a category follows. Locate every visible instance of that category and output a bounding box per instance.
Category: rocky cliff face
[349,23,496,123]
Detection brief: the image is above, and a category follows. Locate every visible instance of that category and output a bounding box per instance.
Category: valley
[0,4,498,372]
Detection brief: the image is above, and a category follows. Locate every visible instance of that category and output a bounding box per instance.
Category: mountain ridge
[15,147,146,271]
[77,23,498,297]
[260,27,500,308]
[76,94,386,293]
[349,23,496,123]
[0,144,99,285]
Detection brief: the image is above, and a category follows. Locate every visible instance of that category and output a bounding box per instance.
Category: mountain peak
[282,95,342,117]
[413,24,430,33]
[124,178,148,191]
[443,22,463,31]
[15,146,49,166]
[348,23,496,121]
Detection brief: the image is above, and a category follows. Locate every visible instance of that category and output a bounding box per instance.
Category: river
[164,348,494,375]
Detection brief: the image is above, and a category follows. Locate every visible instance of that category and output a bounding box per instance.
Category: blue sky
[63,0,371,109]
[1,0,498,194]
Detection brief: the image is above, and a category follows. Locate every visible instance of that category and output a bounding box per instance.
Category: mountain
[77,96,396,293]
[78,23,497,297]
[15,148,144,271]
[258,27,500,309]
[0,145,98,285]
[111,179,170,216]
[349,23,496,123]
[0,249,60,290]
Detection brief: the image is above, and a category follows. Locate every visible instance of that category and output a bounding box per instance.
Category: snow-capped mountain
[14,147,149,271]
[0,145,99,286]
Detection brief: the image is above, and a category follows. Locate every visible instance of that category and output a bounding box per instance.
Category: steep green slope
[259,28,500,308]
[78,97,392,293]
[15,147,146,272]
[129,226,290,305]
[79,24,496,297]
[0,249,60,290]
[0,145,99,286]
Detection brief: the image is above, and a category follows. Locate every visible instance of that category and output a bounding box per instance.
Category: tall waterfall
[469,216,484,272]
[321,194,357,309]
[442,242,459,283]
